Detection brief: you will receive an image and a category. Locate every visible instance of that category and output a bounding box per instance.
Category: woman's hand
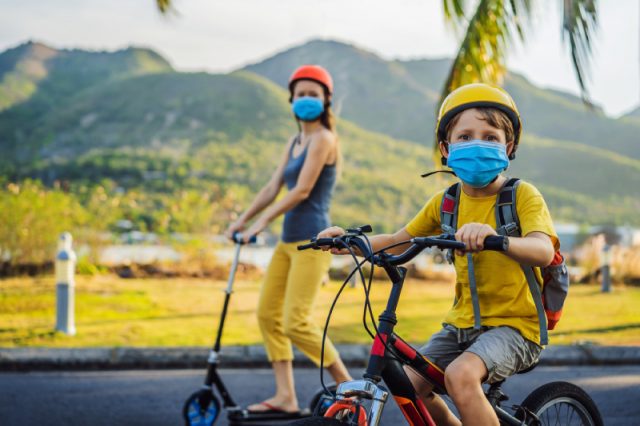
[225,219,245,241]
[317,226,350,255]
[455,223,497,256]
[241,216,269,243]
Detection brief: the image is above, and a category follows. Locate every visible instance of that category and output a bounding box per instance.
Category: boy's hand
[317,226,350,255]
[455,223,498,255]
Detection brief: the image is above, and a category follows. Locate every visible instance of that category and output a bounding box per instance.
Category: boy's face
[439,108,515,160]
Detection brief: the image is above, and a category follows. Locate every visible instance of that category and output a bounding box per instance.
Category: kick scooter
[182,232,320,425]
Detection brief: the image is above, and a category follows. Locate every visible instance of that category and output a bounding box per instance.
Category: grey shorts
[418,324,542,384]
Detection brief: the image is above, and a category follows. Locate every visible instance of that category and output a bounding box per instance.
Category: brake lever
[345,224,373,235]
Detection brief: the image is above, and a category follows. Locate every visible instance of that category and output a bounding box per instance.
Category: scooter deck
[228,408,311,425]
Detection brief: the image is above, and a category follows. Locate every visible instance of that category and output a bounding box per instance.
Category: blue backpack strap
[467,252,482,330]
[522,266,549,345]
[494,177,549,345]
[440,183,460,234]
[496,178,521,237]
[440,183,482,328]
[440,183,461,264]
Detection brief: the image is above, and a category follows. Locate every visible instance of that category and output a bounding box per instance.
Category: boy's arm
[455,223,555,267]
[505,232,555,267]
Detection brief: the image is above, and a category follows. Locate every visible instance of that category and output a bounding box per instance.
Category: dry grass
[1,274,639,347]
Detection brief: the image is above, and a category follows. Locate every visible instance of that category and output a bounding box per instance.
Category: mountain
[0,41,173,173]
[245,40,640,162]
[0,43,437,232]
[0,40,171,112]
[0,40,638,230]
[244,40,441,146]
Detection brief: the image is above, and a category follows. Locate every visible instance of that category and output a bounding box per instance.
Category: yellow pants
[257,240,339,367]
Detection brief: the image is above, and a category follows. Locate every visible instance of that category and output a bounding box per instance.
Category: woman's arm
[242,132,335,239]
[225,136,294,238]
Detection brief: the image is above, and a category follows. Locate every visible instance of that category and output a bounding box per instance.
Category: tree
[442,1,597,98]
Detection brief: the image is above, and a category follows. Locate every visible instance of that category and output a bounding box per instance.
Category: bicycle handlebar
[298,232,507,267]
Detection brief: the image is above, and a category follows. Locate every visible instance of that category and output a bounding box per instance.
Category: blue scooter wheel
[309,383,337,416]
[183,389,221,426]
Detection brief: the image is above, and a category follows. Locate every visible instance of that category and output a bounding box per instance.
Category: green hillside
[0,41,171,112]
[0,41,172,172]
[0,40,638,238]
[0,60,440,233]
[245,40,640,161]
[244,40,440,146]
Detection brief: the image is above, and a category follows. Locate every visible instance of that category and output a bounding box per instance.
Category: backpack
[440,178,569,345]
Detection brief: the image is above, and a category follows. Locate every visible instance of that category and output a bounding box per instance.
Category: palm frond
[434,0,533,159]
[562,0,598,106]
[443,0,470,26]
[156,0,173,14]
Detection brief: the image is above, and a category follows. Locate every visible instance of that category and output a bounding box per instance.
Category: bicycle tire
[515,381,603,426]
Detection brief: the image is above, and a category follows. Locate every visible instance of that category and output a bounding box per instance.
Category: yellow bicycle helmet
[436,83,522,160]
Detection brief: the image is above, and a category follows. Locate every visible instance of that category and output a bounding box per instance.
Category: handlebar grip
[484,235,508,252]
[297,237,342,251]
[232,232,257,244]
[297,242,317,251]
[315,237,336,247]
[413,237,466,251]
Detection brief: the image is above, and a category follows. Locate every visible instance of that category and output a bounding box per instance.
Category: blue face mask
[292,97,324,121]
[447,140,510,188]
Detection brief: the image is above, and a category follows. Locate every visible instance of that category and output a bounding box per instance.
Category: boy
[318,83,559,426]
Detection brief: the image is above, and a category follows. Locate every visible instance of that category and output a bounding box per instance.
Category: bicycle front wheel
[516,381,603,426]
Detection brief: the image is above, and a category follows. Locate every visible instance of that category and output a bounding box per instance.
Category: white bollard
[55,232,76,335]
[601,244,612,293]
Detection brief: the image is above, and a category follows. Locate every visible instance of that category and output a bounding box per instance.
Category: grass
[1,274,639,348]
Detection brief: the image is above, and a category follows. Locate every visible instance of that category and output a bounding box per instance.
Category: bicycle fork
[332,379,389,426]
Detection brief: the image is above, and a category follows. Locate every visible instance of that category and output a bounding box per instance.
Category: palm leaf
[563,0,598,106]
[434,0,532,159]
[156,0,173,14]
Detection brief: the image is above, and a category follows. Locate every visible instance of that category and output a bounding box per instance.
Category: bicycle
[289,226,602,426]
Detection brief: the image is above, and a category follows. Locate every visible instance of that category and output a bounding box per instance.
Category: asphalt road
[1,366,638,425]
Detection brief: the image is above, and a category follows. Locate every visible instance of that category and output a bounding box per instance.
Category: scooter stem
[226,243,242,294]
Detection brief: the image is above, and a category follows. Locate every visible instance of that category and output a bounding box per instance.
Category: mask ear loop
[422,141,456,178]
[421,170,456,179]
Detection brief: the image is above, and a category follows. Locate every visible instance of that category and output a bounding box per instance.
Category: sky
[0,0,637,117]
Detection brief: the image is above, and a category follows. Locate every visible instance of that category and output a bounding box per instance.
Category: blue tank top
[282,134,337,243]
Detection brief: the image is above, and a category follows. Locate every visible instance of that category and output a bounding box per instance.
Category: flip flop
[246,401,300,415]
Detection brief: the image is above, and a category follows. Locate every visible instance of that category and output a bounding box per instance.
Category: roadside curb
[1,344,639,371]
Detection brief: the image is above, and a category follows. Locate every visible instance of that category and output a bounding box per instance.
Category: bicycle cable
[318,243,370,398]
[317,236,429,401]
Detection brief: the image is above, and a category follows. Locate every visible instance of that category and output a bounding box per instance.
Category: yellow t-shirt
[405,180,559,345]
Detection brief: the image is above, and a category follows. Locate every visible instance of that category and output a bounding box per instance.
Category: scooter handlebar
[232,232,257,245]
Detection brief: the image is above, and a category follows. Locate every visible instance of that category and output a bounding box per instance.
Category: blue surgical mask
[292,97,324,121]
[447,140,510,188]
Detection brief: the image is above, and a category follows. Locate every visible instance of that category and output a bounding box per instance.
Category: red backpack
[440,178,569,345]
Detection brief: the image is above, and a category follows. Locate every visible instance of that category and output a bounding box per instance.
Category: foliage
[0,40,639,271]
[0,180,86,265]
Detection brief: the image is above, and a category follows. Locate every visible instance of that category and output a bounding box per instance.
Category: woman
[225,65,352,414]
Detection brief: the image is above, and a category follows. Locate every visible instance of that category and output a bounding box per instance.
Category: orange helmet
[288,65,333,95]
